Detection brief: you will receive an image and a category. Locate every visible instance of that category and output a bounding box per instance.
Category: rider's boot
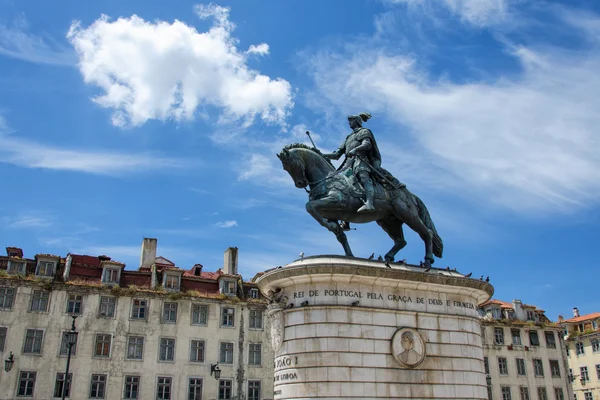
[357,180,375,213]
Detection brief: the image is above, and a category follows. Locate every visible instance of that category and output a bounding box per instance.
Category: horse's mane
[281,142,335,169]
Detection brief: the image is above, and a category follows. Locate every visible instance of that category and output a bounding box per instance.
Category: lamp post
[486,374,493,400]
[62,316,78,400]
[4,352,14,372]
[211,363,221,380]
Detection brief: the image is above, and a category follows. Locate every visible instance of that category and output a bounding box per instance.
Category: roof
[481,299,513,309]
[70,254,102,267]
[183,268,222,280]
[562,312,600,324]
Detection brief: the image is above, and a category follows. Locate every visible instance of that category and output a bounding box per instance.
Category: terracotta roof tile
[70,254,102,267]
[562,312,600,323]
[481,299,513,309]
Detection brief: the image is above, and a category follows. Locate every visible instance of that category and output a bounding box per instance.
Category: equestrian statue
[277,113,443,266]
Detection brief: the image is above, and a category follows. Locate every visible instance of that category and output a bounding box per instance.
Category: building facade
[0,240,273,400]
[480,299,572,400]
[560,308,600,400]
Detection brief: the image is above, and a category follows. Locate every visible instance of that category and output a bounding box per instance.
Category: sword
[305,131,318,150]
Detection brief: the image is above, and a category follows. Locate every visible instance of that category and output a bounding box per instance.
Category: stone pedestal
[255,256,493,400]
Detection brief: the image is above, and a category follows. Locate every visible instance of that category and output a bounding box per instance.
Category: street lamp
[4,352,14,372]
[62,316,78,400]
[211,363,221,380]
[486,374,493,400]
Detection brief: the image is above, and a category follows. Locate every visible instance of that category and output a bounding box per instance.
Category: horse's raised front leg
[376,217,407,262]
[305,198,354,257]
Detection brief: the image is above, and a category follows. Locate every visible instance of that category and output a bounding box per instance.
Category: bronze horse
[278,144,443,265]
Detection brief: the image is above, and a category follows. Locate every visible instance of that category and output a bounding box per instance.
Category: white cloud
[2,212,54,229]
[389,0,510,26]
[0,14,75,65]
[215,220,238,228]
[67,4,293,127]
[307,13,600,213]
[0,117,185,174]
[247,43,269,56]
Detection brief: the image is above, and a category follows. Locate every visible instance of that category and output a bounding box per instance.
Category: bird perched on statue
[285,303,294,309]
[299,252,304,260]
[300,301,309,307]
[445,266,450,271]
[479,276,483,280]
[485,276,490,282]
[377,255,383,261]
[396,259,407,264]
[464,272,472,278]
[351,301,360,306]
[368,253,374,260]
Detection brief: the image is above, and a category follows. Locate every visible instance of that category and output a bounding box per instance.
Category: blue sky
[1,0,599,320]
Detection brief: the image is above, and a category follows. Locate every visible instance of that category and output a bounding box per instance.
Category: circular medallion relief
[391,328,426,368]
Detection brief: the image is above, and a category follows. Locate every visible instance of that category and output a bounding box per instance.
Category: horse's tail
[413,195,443,258]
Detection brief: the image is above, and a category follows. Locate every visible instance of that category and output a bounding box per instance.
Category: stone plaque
[391,327,426,368]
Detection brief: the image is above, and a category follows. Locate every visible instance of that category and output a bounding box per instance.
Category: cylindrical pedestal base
[256,256,493,400]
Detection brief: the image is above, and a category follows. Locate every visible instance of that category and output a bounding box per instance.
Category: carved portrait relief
[391,328,426,368]
[267,305,284,352]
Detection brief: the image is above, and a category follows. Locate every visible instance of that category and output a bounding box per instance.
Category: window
[192,304,208,325]
[538,387,548,400]
[554,388,564,400]
[565,345,570,357]
[220,342,234,364]
[103,268,119,284]
[131,299,147,319]
[163,303,178,323]
[222,280,236,295]
[164,275,179,290]
[527,310,535,320]
[249,310,263,329]
[36,261,54,277]
[124,376,140,399]
[222,307,235,327]
[545,332,556,348]
[94,334,111,357]
[596,364,600,379]
[512,329,522,345]
[30,290,49,312]
[249,288,259,299]
[0,327,6,351]
[576,342,584,355]
[188,378,203,400]
[534,359,544,377]
[249,343,262,365]
[159,338,175,361]
[484,357,490,374]
[0,287,14,309]
[530,330,540,346]
[578,324,585,333]
[157,377,172,400]
[592,339,600,352]
[60,331,77,356]
[190,340,205,363]
[516,358,527,376]
[89,374,107,399]
[53,373,71,398]
[498,357,508,375]
[492,308,502,319]
[8,260,25,274]
[520,386,530,400]
[127,336,144,360]
[219,379,232,400]
[495,327,505,344]
[580,366,589,382]
[17,371,36,397]
[99,296,116,317]
[502,386,512,400]
[23,329,43,354]
[550,360,560,377]
[66,294,82,314]
[584,393,592,400]
[248,380,261,400]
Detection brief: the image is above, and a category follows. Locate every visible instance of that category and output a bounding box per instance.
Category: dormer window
[8,251,18,257]
[249,288,259,299]
[163,274,180,291]
[526,310,535,321]
[102,268,120,285]
[221,280,236,296]
[36,261,55,278]
[7,260,26,275]
[491,308,501,319]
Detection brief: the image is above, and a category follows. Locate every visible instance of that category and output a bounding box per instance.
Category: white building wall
[0,282,274,400]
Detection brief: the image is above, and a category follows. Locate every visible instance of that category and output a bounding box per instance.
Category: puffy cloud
[67,4,293,127]
[247,43,270,56]
[215,220,238,228]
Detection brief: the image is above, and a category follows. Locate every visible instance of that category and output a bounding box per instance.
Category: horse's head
[277,148,308,188]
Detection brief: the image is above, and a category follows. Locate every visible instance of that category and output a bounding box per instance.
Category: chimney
[558,315,564,322]
[573,307,580,318]
[223,247,238,275]
[193,264,203,276]
[63,254,73,282]
[140,238,157,269]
